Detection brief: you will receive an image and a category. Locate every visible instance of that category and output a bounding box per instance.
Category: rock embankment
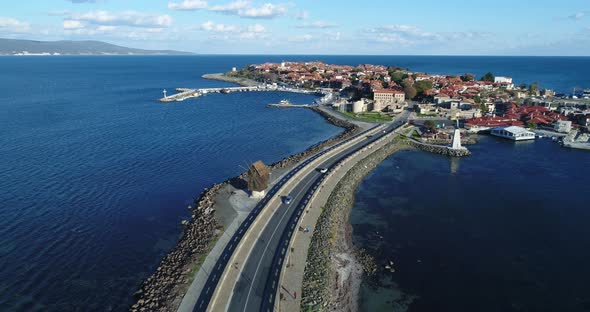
[270,107,360,169]
[407,139,471,157]
[130,106,358,311]
[130,184,222,312]
[301,139,413,312]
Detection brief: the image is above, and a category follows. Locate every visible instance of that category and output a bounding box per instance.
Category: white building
[491,126,536,141]
[373,89,405,111]
[352,100,369,113]
[554,120,572,133]
[494,76,513,84]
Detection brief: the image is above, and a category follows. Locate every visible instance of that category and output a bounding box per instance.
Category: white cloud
[0,17,31,33]
[568,11,587,20]
[240,3,287,18]
[63,20,84,29]
[364,24,489,46]
[168,0,288,19]
[168,0,208,11]
[197,20,268,40]
[295,21,338,29]
[209,0,249,12]
[247,23,265,33]
[199,20,239,32]
[288,34,313,42]
[64,11,173,28]
[60,11,175,40]
[295,10,309,20]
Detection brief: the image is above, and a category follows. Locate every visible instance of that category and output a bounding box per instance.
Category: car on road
[319,168,328,174]
[283,195,292,205]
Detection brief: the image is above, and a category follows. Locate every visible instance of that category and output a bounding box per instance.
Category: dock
[158,85,324,103]
[267,103,317,108]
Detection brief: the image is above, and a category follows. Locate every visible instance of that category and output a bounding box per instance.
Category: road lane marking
[241,174,318,312]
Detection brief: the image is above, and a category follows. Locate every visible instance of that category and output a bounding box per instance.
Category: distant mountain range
[0,38,193,56]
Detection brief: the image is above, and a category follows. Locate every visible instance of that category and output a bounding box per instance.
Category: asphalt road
[193,110,409,312]
[228,115,409,312]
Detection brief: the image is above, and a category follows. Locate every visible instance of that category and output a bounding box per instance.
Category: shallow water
[352,137,590,312]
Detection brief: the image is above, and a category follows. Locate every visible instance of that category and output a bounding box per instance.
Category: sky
[1,0,590,55]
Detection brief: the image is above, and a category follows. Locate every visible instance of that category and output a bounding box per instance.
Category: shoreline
[301,137,414,311]
[131,81,361,311]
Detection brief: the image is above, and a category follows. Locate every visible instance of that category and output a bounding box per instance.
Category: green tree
[414,80,434,95]
[526,122,537,129]
[461,74,475,82]
[474,95,482,103]
[423,120,436,132]
[390,72,407,84]
[519,83,527,89]
[402,79,417,99]
[480,104,489,114]
[481,72,495,82]
[529,82,539,95]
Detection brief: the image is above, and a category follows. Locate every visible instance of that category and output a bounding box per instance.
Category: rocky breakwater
[130,106,358,311]
[301,138,413,312]
[130,184,223,312]
[270,107,360,170]
[407,139,471,157]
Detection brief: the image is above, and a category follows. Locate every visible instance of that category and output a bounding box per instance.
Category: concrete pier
[158,85,324,103]
[267,103,317,108]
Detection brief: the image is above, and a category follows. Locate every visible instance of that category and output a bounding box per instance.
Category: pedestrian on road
[294,291,297,299]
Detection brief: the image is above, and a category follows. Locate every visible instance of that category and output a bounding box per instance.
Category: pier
[267,103,317,108]
[158,85,324,103]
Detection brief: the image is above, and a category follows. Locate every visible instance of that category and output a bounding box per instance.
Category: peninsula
[134,61,589,312]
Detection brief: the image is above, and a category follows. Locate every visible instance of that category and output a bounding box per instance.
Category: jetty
[158,85,324,103]
[267,102,317,108]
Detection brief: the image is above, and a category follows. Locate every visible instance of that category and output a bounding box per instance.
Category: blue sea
[352,137,590,312]
[0,55,589,311]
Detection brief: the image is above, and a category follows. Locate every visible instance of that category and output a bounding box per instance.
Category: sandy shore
[301,138,414,312]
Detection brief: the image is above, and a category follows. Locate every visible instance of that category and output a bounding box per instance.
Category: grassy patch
[341,111,394,123]
[185,230,223,286]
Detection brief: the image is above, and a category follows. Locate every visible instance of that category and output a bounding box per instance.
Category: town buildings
[233,61,584,133]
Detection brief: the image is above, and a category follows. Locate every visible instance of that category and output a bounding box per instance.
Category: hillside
[0,38,193,55]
